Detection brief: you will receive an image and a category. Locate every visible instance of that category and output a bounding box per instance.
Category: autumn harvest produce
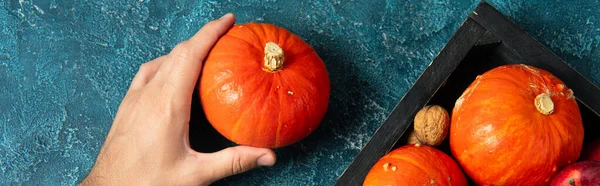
[550,161,600,186]
[450,64,585,185]
[363,144,468,186]
[413,105,450,146]
[199,23,330,148]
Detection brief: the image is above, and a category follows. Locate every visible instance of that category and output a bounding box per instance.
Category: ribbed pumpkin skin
[363,145,468,186]
[199,23,330,148]
[450,64,584,185]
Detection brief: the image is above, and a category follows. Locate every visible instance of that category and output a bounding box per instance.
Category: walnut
[413,105,450,146]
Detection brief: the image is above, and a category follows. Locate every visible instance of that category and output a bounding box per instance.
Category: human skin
[80,13,276,186]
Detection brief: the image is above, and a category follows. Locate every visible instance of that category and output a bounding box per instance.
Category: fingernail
[257,154,275,166]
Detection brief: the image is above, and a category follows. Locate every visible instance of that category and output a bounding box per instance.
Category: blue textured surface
[1,0,599,185]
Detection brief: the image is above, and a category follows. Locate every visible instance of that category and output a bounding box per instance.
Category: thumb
[198,146,276,182]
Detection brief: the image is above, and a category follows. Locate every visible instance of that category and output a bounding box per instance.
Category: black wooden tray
[335,1,600,185]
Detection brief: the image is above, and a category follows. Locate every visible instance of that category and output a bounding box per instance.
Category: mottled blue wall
[1,0,599,185]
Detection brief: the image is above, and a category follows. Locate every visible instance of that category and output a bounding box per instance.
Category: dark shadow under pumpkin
[188,89,235,153]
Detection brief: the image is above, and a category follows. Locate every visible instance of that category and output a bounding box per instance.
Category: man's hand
[81,13,276,186]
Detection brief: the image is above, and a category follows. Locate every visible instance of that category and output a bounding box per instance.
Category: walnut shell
[413,105,449,146]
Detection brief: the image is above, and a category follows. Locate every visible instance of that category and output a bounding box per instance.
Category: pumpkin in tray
[363,144,468,186]
[199,23,330,148]
[450,64,584,185]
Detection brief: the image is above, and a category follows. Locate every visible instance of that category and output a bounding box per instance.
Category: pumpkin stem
[263,42,284,72]
[534,93,554,115]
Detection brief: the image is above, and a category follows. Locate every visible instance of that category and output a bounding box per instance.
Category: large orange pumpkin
[363,144,468,186]
[450,64,584,185]
[199,23,330,148]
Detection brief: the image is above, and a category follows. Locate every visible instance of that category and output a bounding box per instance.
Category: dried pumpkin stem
[535,93,554,115]
[263,42,284,72]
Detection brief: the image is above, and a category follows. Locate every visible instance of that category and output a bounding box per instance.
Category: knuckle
[170,40,193,61]
[229,149,245,175]
[138,62,151,72]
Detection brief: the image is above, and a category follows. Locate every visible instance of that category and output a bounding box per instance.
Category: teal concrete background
[1,0,599,185]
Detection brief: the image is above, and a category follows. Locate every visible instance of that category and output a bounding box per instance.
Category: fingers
[129,56,167,90]
[191,146,276,184]
[154,13,236,100]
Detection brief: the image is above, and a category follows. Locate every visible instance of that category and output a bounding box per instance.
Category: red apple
[550,161,600,186]
[581,138,600,161]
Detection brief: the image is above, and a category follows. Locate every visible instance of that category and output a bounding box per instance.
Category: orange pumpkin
[450,64,584,185]
[363,144,468,186]
[199,23,330,148]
